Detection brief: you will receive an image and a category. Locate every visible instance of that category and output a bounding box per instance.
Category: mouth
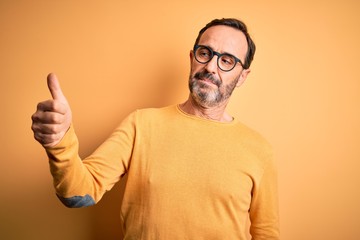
[198,77,217,85]
[193,72,221,87]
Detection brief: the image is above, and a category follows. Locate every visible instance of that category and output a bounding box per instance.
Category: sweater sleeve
[45,112,137,207]
[249,155,280,239]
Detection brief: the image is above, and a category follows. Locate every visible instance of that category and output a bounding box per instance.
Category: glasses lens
[218,54,236,71]
[195,46,212,63]
[194,45,239,71]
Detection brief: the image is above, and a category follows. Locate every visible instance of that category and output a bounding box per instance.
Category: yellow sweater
[46,105,279,239]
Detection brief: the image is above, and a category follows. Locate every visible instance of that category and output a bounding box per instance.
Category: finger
[32,110,66,124]
[36,100,68,114]
[33,131,63,147]
[47,73,67,103]
[31,122,62,134]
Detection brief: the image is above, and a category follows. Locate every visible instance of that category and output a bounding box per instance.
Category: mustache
[193,71,221,87]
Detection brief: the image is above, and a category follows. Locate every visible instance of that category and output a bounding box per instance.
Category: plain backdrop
[1,0,360,239]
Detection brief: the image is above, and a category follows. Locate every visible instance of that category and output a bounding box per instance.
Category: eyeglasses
[193,45,245,72]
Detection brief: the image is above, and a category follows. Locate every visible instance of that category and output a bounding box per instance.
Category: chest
[132,125,263,208]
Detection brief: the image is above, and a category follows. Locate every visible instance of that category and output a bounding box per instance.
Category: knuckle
[31,112,41,122]
[31,113,37,122]
[34,132,45,144]
[31,123,37,132]
[32,123,45,134]
[36,102,43,110]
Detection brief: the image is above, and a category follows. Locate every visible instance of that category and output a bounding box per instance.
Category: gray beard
[189,80,222,107]
[189,72,238,107]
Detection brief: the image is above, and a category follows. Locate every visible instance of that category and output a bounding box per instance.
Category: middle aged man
[31,18,280,239]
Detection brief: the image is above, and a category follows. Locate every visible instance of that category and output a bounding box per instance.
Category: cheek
[220,72,241,86]
[190,62,202,76]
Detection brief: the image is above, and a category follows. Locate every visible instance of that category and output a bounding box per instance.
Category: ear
[236,68,251,87]
[189,50,195,69]
[189,50,194,60]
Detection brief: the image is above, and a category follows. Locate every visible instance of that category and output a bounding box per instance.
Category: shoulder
[233,121,271,148]
[231,121,274,165]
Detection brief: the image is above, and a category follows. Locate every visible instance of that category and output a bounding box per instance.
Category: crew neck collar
[175,104,237,125]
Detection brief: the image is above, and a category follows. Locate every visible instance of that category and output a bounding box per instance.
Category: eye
[220,55,235,66]
[198,48,211,58]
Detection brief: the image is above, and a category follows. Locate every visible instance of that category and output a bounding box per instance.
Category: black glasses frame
[193,45,245,72]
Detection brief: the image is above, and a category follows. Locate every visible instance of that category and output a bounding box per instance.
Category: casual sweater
[46,105,280,239]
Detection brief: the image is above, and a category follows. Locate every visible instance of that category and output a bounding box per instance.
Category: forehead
[198,25,248,59]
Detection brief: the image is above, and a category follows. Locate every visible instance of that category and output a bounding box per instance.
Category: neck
[179,95,233,123]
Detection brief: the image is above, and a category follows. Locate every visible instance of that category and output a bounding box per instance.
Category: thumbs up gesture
[31,73,72,147]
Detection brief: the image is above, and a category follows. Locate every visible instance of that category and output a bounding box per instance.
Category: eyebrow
[202,45,240,59]
[197,44,245,68]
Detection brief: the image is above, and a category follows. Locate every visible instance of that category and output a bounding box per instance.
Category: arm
[32,73,134,207]
[46,117,135,207]
[249,157,280,239]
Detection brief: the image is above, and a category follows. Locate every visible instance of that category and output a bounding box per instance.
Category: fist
[31,73,72,148]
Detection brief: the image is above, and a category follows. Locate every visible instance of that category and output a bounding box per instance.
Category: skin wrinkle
[31,18,279,238]
[189,69,241,108]
[180,25,251,122]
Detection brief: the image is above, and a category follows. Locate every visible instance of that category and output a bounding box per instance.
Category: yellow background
[1,0,360,239]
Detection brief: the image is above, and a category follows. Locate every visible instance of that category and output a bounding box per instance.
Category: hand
[31,73,72,148]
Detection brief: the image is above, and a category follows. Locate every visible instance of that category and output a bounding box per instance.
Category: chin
[192,91,220,108]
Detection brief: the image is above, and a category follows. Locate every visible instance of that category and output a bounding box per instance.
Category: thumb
[47,73,67,103]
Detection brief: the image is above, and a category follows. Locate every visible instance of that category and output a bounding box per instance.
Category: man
[32,18,280,239]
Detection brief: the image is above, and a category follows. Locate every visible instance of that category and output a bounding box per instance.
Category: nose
[205,55,218,74]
